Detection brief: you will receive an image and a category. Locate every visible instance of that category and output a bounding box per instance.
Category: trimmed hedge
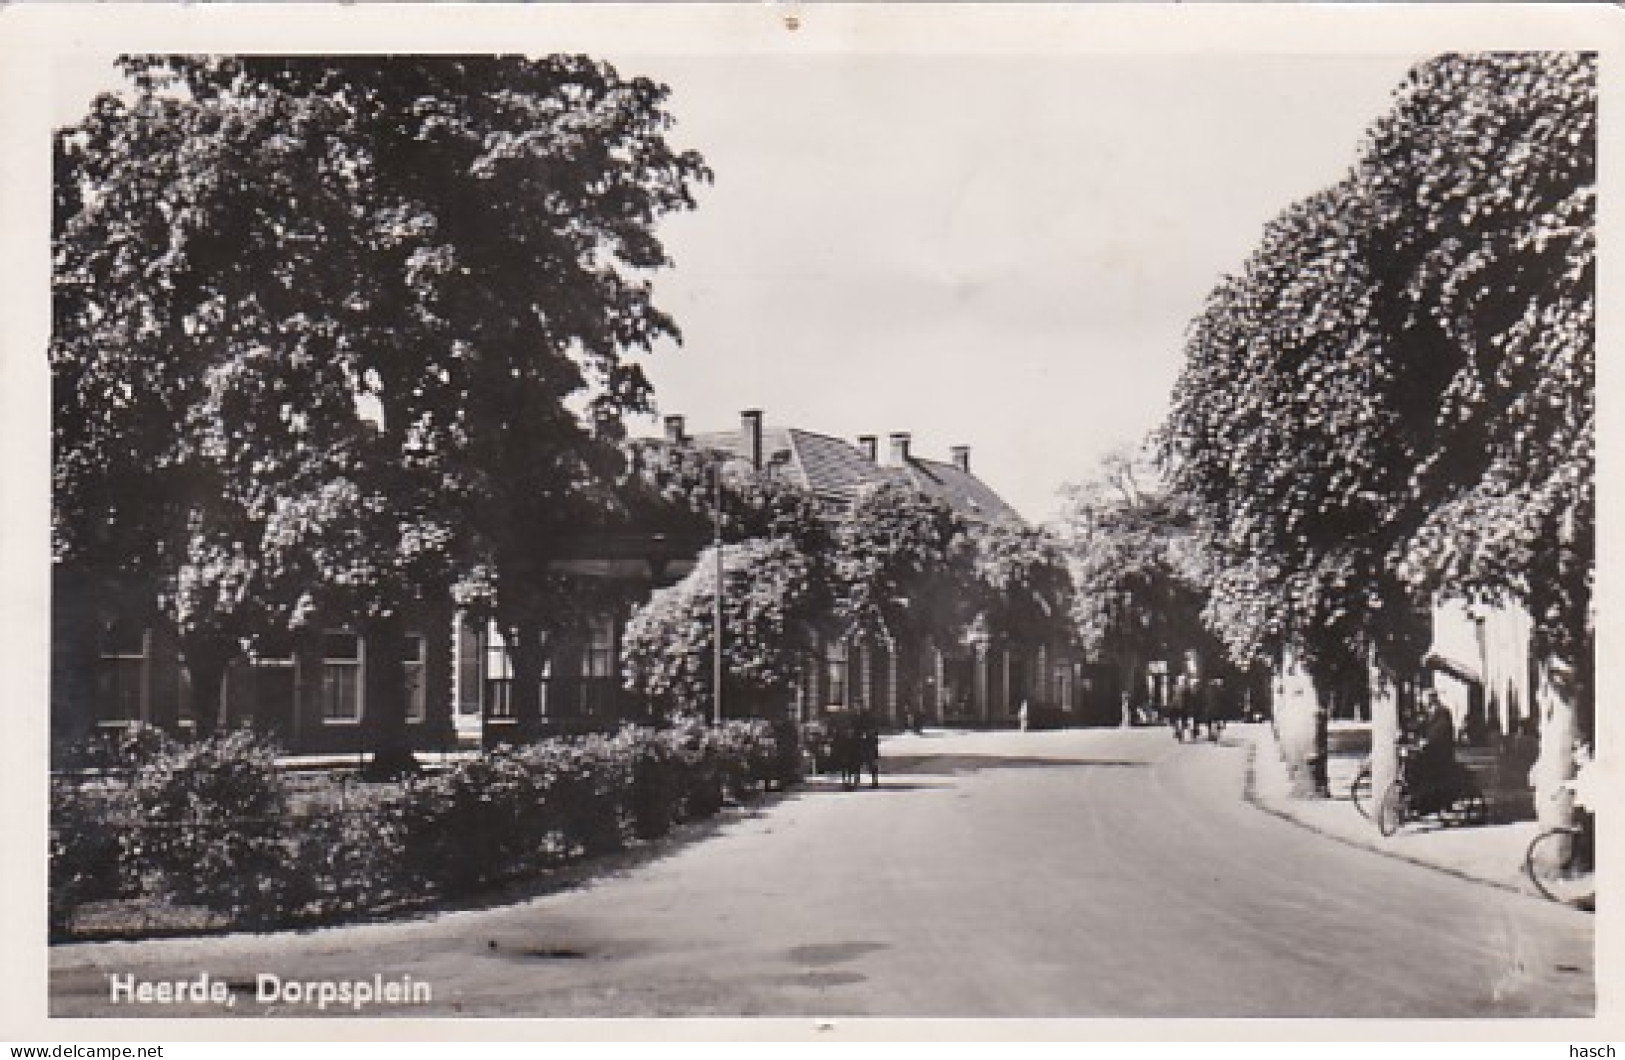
[124,730,291,922]
[49,719,801,938]
[48,781,133,935]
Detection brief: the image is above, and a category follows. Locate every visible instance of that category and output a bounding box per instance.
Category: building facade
[51,408,1079,761]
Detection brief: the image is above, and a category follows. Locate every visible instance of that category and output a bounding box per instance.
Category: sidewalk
[1240,721,1547,900]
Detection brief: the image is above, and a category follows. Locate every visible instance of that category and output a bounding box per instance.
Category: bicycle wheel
[1350,763,1374,819]
[1526,827,1594,907]
[1376,780,1407,837]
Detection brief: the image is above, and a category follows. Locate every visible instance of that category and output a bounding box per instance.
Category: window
[583,616,615,680]
[824,644,848,707]
[456,623,482,716]
[484,630,514,719]
[404,634,427,723]
[578,616,616,716]
[248,636,297,731]
[97,623,147,723]
[321,631,363,723]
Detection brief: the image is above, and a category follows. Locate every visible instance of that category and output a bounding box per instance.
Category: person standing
[1409,691,1459,812]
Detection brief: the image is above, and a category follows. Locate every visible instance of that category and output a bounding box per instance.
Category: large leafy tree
[1359,52,1596,707]
[1162,52,1594,803]
[1056,445,1218,714]
[614,442,844,721]
[1361,52,1596,825]
[828,484,984,723]
[970,520,1074,652]
[1167,179,1428,683]
[832,482,977,646]
[621,537,824,719]
[53,55,709,772]
[623,471,1063,724]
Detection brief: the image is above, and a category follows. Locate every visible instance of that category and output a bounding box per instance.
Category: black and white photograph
[3,2,1611,1034]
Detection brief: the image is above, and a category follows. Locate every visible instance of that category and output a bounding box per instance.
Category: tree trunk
[1530,655,1578,833]
[1275,649,1329,797]
[1368,649,1401,816]
[361,611,420,780]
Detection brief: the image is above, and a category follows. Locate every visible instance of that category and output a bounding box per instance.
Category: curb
[1240,730,1533,901]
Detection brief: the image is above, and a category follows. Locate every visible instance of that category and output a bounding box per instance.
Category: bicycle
[1525,807,1594,909]
[1350,731,1418,819]
[1350,758,1374,819]
[1375,753,1489,837]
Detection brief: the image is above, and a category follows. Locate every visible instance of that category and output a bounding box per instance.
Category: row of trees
[53,56,711,775]
[1160,52,1594,819]
[1053,444,1227,720]
[620,459,1076,721]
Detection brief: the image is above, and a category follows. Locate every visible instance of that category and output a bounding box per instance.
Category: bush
[278,785,409,921]
[392,735,635,898]
[671,718,725,817]
[54,722,177,774]
[49,720,807,937]
[702,718,800,797]
[628,729,686,840]
[765,718,805,789]
[48,779,136,937]
[394,748,551,897]
[124,730,291,920]
[525,736,632,860]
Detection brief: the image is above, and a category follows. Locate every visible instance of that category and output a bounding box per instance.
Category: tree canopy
[831,482,979,646]
[1361,53,1595,677]
[621,537,823,716]
[969,520,1075,651]
[1161,52,1594,697]
[1056,445,1216,688]
[619,460,1074,719]
[53,55,710,761]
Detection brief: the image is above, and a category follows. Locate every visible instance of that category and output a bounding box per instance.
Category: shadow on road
[794,779,950,793]
[881,754,1152,775]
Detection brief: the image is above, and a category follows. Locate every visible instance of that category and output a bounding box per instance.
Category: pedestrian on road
[860,710,881,788]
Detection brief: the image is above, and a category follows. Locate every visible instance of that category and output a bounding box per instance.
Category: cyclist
[1406,691,1460,814]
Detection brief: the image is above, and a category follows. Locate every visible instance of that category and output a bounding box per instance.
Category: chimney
[857,435,878,463]
[888,432,912,467]
[950,445,970,473]
[663,414,687,445]
[740,409,764,470]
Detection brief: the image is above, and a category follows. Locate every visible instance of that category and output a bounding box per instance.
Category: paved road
[50,726,1593,1018]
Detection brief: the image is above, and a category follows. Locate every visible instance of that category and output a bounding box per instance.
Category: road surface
[49,725,1594,1018]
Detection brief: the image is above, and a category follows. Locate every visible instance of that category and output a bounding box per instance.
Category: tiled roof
[902,457,1023,525]
[682,422,1022,526]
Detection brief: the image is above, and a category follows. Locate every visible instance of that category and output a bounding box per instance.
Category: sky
[51,48,1426,523]
[610,51,1425,521]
